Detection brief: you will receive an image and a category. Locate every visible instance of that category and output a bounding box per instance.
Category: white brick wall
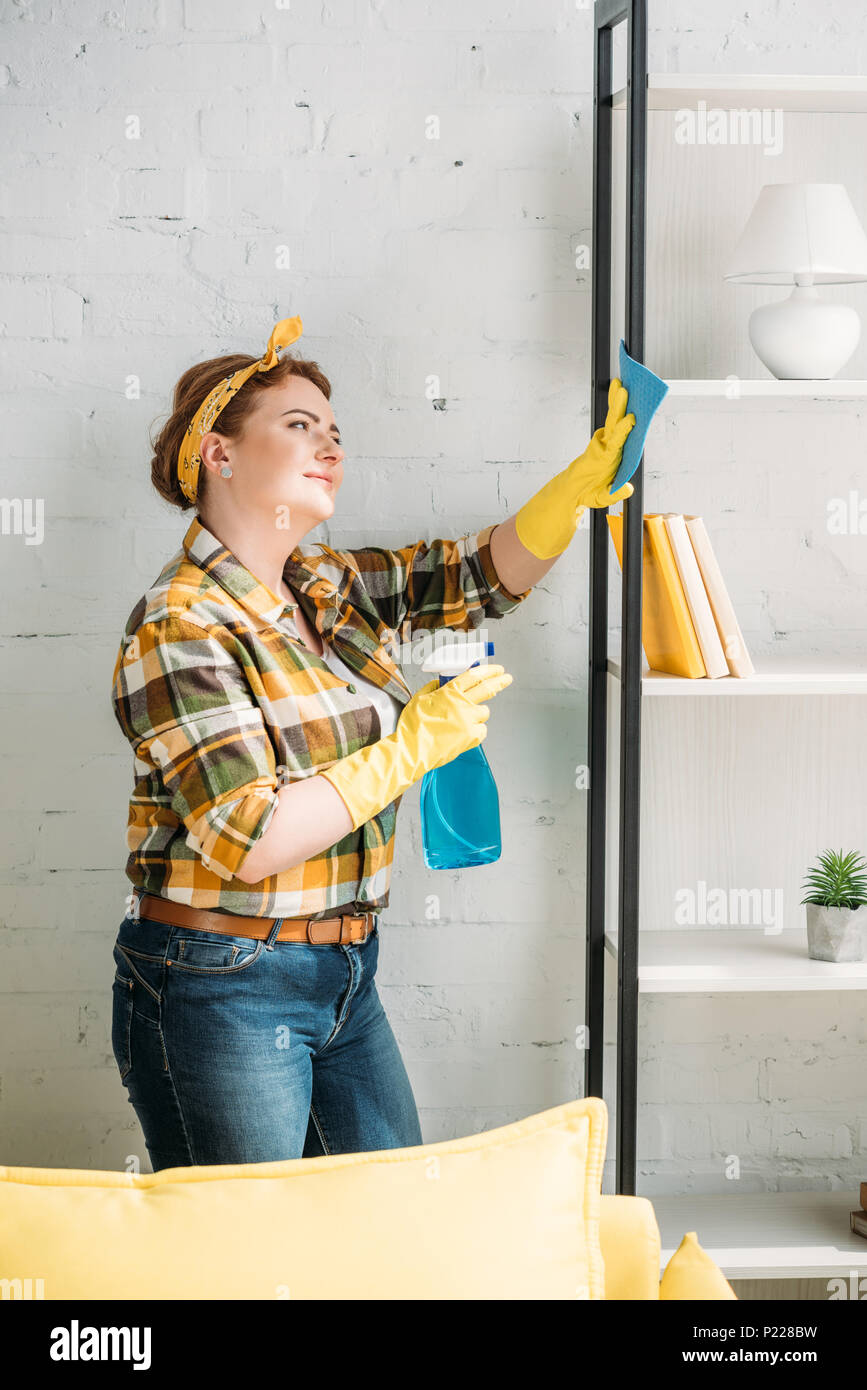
[1,0,865,1191]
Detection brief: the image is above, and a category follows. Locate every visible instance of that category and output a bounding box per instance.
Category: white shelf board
[603,928,867,993]
[666,379,867,398]
[607,653,867,696]
[654,1192,867,1280]
[612,73,867,113]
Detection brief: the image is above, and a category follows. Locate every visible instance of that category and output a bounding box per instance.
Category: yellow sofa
[600,1194,734,1299]
[0,1097,734,1300]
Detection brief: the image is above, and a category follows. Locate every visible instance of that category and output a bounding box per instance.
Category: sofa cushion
[599,1194,662,1299]
[0,1096,607,1300]
[660,1230,737,1300]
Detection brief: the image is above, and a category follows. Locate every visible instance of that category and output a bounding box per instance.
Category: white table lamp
[723,182,867,379]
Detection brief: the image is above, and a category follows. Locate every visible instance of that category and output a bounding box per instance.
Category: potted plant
[800,848,867,962]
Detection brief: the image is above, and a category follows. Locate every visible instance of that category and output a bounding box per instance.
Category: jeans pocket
[111,973,134,1081]
[165,931,265,975]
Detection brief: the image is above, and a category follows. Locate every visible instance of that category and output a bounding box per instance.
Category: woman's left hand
[567,377,636,509]
[514,378,636,560]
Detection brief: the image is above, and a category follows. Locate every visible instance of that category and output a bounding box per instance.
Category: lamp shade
[723,182,867,285]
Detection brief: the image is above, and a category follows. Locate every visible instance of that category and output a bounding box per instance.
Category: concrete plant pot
[805,902,867,962]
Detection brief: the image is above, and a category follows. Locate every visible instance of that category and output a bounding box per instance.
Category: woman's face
[207,375,344,531]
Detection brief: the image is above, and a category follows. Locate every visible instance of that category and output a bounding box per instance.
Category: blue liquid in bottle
[420,641,502,870]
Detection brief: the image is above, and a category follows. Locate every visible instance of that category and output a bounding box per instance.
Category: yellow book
[607,513,706,678]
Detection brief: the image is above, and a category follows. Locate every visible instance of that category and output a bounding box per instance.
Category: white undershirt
[318,638,404,738]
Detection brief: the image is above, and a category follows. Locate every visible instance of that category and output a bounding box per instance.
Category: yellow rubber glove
[320,664,514,832]
[514,378,637,560]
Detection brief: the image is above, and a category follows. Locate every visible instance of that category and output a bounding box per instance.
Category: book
[850,1209,867,1240]
[684,516,755,678]
[662,514,729,679]
[608,513,706,678]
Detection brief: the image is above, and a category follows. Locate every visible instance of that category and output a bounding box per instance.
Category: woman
[110,314,634,1171]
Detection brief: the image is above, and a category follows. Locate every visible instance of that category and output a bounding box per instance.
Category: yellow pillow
[0,1096,607,1300]
[660,1231,738,1300]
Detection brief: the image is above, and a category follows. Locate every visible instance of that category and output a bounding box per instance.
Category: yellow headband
[176,314,304,503]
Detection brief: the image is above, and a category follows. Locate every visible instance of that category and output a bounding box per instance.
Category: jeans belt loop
[340,915,358,944]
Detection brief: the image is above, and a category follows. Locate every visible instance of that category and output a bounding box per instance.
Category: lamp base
[748,285,861,379]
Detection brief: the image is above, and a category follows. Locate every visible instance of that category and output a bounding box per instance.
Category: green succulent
[800,848,867,910]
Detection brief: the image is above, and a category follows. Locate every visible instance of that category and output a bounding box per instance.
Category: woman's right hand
[319,663,514,834]
[395,663,514,777]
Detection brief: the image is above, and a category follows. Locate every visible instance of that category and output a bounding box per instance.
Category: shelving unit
[655,1193,867,1282]
[607,652,867,695]
[604,928,867,994]
[612,72,867,113]
[666,379,867,398]
[586,0,867,1286]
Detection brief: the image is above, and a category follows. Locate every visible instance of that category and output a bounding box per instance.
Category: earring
[220,466,233,478]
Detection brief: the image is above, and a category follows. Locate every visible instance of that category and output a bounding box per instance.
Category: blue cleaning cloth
[609,339,669,492]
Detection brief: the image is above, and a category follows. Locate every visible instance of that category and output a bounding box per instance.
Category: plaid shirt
[111,515,531,920]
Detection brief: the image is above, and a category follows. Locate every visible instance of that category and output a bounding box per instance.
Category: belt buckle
[125,890,141,923]
[304,914,367,944]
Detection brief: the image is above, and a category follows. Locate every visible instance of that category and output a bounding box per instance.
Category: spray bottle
[419,639,501,869]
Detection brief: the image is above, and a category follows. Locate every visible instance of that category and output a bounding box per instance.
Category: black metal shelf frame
[583,0,647,1195]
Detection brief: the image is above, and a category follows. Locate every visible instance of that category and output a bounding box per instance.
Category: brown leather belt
[133,893,377,945]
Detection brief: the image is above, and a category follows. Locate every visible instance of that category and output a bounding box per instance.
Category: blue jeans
[110,910,423,1171]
